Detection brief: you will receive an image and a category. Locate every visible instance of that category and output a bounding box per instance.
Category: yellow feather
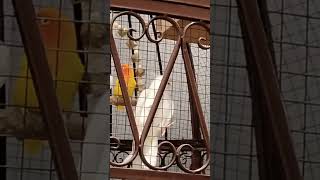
[12,8,84,155]
[24,139,43,156]
[113,65,136,110]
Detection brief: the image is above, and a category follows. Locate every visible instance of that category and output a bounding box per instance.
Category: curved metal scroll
[110,11,210,174]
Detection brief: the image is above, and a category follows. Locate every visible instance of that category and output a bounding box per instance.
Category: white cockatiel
[123,75,175,169]
[0,43,10,88]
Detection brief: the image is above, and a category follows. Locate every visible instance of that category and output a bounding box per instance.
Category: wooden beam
[156,19,209,44]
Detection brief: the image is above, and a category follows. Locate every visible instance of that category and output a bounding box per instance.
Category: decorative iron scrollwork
[110,11,210,174]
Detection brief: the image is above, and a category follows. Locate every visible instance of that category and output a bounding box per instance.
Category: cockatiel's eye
[39,18,50,25]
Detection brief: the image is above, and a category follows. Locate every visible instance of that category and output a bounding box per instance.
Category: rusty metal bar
[127,15,138,97]
[235,0,302,179]
[111,0,209,22]
[139,16,182,170]
[110,167,209,180]
[238,0,282,179]
[241,15,274,179]
[256,0,277,71]
[181,33,210,173]
[185,43,203,173]
[110,13,141,165]
[11,1,78,180]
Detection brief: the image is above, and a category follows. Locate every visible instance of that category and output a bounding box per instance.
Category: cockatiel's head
[153,75,171,87]
[36,8,76,49]
[121,64,134,81]
[147,75,161,92]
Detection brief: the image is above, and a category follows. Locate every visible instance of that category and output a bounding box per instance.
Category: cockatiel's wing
[142,76,175,168]
[0,43,10,88]
[135,75,175,169]
[123,75,163,168]
[158,88,175,137]
[135,87,148,136]
[135,75,169,137]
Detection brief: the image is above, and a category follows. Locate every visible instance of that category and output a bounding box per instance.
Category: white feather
[110,75,114,87]
[124,75,175,169]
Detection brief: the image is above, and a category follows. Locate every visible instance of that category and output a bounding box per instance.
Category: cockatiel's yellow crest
[13,8,84,155]
[113,64,136,110]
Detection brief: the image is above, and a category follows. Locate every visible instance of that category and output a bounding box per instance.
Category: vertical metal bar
[302,0,310,176]
[110,35,140,160]
[127,15,138,97]
[0,0,6,179]
[236,0,302,179]
[256,0,277,73]
[223,0,233,178]
[0,0,3,41]
[248,120,254,180]
[11,1,78,180]
[150,15,167,140]
[72,2,87,178]
[238,2,280,180]
[279,0,284,92]
[0,93,5,180]
[73,0,89,118]
[185,43,202,173]
[50,1,64,178]
[150,15,164,75]
[240,0,281,179]
[106,2,111,178]
[181,35,210,172]
[74,3,85,64]
[260,0,285,178]
[210,2,215,178]
[126,16,138,168]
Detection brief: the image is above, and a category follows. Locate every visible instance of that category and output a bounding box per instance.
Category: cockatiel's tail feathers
[24,139,44,156]
[161,121,174,137]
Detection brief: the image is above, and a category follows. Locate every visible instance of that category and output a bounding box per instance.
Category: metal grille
[211,0,320,179]
[0,0,109,179]
[109,10,210,177]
